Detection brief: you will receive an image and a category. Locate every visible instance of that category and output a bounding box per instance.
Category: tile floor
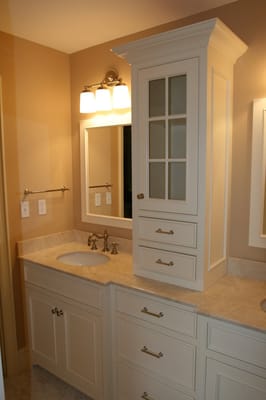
[4,366,91,400]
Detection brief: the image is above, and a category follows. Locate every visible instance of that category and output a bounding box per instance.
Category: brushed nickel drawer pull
[137,193,144,199]
[156,258,174,267]
[141,346,163,359]
[141,392,154,400]
[141,306,164,318]
[155,228,174,235]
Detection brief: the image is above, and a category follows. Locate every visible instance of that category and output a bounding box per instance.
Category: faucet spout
[88,230,109,252]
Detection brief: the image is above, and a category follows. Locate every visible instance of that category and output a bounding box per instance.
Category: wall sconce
[80,70,130,114]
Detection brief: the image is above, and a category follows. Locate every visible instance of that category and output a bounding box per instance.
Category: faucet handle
[111,242,119,255]
[91,238,98,250]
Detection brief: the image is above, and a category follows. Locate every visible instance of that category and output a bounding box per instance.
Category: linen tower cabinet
[113,18,247,290]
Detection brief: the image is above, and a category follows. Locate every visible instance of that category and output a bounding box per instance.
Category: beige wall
[70,0,266,261]
[0,32,73,350]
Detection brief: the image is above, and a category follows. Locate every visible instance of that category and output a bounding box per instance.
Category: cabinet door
[205,358,266,400]
[135,58,198,215]
[61,301,103,399]
[26,287,59,373]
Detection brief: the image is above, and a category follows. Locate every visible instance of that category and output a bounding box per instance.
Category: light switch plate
[20,200,30,218]
[106,191,112,205]
[38,199,47,215]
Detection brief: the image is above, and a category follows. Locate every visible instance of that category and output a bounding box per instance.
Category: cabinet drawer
[24,262,103,309]
[115,288,196,338]
[207,320,266,369]
[117,317,196,390]
[138,217,197,248]
[118,360,194,400]
[138,246,196,282]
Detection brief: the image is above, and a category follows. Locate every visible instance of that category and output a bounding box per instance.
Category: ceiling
[0,0,237,54]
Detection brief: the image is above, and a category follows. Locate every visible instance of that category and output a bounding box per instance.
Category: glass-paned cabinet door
[136,58,198,214]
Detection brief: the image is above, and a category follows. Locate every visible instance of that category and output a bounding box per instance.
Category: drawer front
[24,262,103,309]
[117,317,196,390]
[207,320,266,369]
[138,246,196,282]
[116,288,197,338]
[118,360,194,400]
[138,217,197,248]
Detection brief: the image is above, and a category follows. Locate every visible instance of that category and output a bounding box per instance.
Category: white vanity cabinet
[23,262,107,400]
[112,286,198,400]
[198,316,266,400]
[113,18,247,290]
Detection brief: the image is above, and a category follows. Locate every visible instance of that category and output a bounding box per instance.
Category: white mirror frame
[80,112,132,229]
[249,98,266,248]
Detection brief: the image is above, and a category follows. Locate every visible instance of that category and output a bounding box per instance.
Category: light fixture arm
[83,70,122,90]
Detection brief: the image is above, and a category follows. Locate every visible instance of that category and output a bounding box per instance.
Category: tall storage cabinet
[113,18,247,290]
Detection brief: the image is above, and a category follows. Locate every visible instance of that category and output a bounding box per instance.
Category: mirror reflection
[249,98,266,247]
[86,125,132,219]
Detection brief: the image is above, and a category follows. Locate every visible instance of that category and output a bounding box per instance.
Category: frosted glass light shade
[95,87,112,111]
[80,90,96,113]
[112,84,130,109]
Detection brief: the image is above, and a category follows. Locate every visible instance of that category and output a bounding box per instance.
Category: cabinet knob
[51,307,58,314]
[137,193,144,199]
[56,309,64,317]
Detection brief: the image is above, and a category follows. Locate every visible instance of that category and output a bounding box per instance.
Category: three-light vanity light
[80,70,130,113]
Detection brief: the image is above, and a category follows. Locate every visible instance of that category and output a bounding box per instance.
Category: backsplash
[17,229,132,256]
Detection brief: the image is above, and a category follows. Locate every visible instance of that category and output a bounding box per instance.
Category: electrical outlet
[38,199,47,215]
[95,193,101,206]
[20,200,30,218]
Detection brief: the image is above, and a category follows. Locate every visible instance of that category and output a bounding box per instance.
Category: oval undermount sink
[56,251,109,266]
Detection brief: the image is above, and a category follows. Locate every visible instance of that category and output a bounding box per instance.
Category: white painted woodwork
[206,359,266,400]
[115,286,197,337]
[207,320,266,369]
[249,98,266,248]
[113,287,197,399]
[113,18,247,290]
[118,359,193,400]
[198,316,266,400]
[23,262,266,400]
[80,113,132,230]
[138,245,197,282]
[117,316,196,389]
[24,261,103,309]
[24,263,105,400]
[136,58,199,215]
[137,217,197,248]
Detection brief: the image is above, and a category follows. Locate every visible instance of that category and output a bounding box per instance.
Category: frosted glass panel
[169,75,186,115]
[149,79,165,117]
[149,162,165,199]
[149,121,165,159]
[168,162,186,200]
[168,119,186,159]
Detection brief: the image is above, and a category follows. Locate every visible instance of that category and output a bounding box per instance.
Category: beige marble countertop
[18,239,266,333]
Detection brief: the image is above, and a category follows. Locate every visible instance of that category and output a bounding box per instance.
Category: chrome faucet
[88,229,109,252]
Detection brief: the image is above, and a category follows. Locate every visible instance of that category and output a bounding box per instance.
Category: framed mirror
[249,98,266,248]
[80,114,132,229]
